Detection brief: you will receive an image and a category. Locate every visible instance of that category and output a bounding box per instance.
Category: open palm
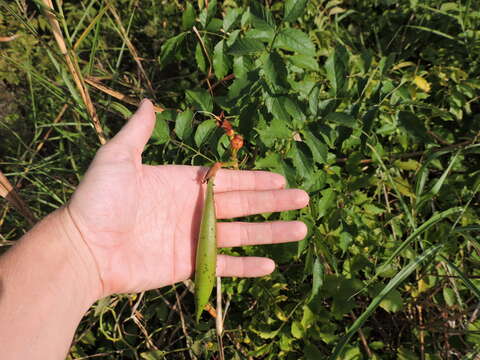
[67,100,308,297]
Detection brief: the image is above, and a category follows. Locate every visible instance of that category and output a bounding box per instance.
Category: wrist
[49,207,104,307]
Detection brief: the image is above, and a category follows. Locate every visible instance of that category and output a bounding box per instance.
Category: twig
[85,77,164,113]
[41,0,107,144]
[216,276,225,360]
[174,288,197,360]
[192,26,213,94]
[350,312,373,358]
[0,170,36,226]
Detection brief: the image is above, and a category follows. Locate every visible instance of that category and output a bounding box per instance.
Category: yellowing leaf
[392,61,416,71]
[413,75,431,92]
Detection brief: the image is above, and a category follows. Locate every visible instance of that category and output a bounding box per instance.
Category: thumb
[109,99,156,155]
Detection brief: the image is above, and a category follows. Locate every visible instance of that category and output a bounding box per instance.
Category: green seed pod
[194,176,217,323]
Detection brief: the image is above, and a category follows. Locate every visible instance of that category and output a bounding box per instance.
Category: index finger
[212,169,286,192]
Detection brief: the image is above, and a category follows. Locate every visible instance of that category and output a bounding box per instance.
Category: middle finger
[215,189,309,219]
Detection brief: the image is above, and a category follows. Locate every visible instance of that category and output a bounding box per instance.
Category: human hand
[62,100,309,299]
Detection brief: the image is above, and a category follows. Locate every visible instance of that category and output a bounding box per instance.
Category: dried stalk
[0,170,36,226]
[41,0,107,144]
[85,77,164,113]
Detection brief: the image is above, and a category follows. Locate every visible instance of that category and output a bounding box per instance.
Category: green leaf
[186,89,213,112]
[223,7,240,32]
[213,40,231,79]
[140,350,166,360]
[263,52,288,89]
[228,37,265,56]
[331,246,441,359]
[233,56,255,78]
[195,42,207,73]
[152,113,170,144]
[397,111,429,141]
[284,0,308,22]
[174,109,194,140]
[194,119,217,147]
[257,117,291,146]
[288,54,319,71]
[288,143,312,179]
[199,0,217,28]
[325,112,357,128]
[303,131,328,164]
[304,344,324,360]
[273,28,316,56]
[325,46,348,96]
[443,287,456,307]
[310,257,324,299]
[245,28,275,42]
[378,207,463,273]
[159,32,187,68]
[379,289,403,313]
[181,2,195,30]
[249,1,275,30]
[291,321,304,339]
[265,95,291,122]
[316,188,336,219]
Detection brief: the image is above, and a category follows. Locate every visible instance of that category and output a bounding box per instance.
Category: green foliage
[2,0,480,358]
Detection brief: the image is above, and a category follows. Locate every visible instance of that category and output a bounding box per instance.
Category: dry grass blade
[85,77,164,113]
[0,33,21,42]
[41,0,107,145]
[0,170,36,226]
[105,1,155,96]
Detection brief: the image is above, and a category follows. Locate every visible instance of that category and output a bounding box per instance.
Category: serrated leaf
[152,113,170,144]
[186,89,213,112]
[308,84,320,116]
[273,28,315,56]
[288,54,319,71]
[182,2,195,30]
[325,112,357,128]
[284,0,308,22]
[325,46,348,96]
[311,257,324,299]
[263,52,287,89]
[288,143,312,178]
[223,7,240,32]
[257,117,291,146]
[255,151,283,170]
[317,188,336,219]
[174,109,194,140]
[159,32,187,68]
[194,119,217,147]
[228,37,265,55]
[249,1,275,30]
[303,131,328,164]
[213,40,231,79]
[265,95,290,122]
[199,0,217,28]
[195,42,207,73]
[233,56,255,78]
[245,28,275,42]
